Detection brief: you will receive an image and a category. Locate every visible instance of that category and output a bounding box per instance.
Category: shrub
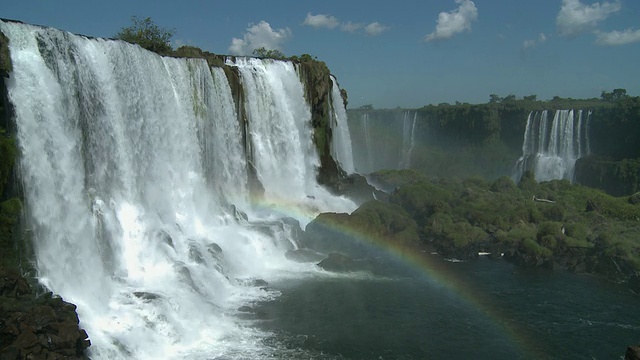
[115,16,175,54]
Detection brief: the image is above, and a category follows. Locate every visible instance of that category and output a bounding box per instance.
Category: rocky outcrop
[0,267,90,359]
[626,346,640,360]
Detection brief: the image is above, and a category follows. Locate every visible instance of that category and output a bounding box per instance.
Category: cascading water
[328,76,355,174]
[361,113,374,173]
[227,58,355,222]
[399,111,417,169]
[512,109,591,182]
[1,20,355,359]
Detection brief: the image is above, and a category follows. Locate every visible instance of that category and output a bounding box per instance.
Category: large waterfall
[1,20,355,360]
[512,109,591,182]
[349,110,418,174]
[399,111,417,169]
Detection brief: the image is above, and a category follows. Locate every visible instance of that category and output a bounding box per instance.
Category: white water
[361,112,374,173]
[228,58,355,224]
[399,111,417,169]
[2,21,354,359]
[512,109,591,182]
[328,76,355,174]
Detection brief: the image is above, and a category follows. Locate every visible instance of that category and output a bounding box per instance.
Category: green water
[253,257,638,359]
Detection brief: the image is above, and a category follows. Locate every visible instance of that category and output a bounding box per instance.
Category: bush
[115,16,175,54]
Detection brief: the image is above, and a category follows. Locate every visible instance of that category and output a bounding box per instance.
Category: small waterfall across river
[1,20,356,359]
[512,109,591,182]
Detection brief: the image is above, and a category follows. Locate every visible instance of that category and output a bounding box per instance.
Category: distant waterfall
[362,112,374,173]
[328,76,355,174]
[2,20,355,360]
[512,109,591,182]
[399,111,417,169]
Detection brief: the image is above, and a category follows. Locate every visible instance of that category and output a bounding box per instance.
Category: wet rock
[0,268,90,359]
[153,229,175,250]
[133,292,161,302]
[187,242,205,264]
[626,345,640,360]
[207,242,223,257]
[206,243,227,274]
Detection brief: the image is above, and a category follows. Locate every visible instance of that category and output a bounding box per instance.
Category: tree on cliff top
[252,47,286,59]
[115,16,175,54]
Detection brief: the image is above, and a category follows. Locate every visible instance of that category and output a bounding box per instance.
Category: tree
[523,95,537,102]
[503,94,517,102]
[489,94,502,103]
[115,16,175,54]
[601,88,628,102]
[252,47,285,59]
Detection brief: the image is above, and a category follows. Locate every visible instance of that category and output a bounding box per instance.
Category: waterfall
[512,109,590,183]
[328,76,355,174]
[227,57,355,220]
[399,111,417,169]
[362,112,373,173]
[1,20,355,360]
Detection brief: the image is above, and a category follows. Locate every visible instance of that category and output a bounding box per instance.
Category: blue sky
[3,0,640,108]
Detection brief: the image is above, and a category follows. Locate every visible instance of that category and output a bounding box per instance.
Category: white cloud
[302,13,388,36]
[556,0,621,37]
[595,28,640,45]
[425,0,479,42]
[522,39,537,49]
[539,33,547,43]
[303,13,339,29]
[341,21,363,33]
[364,22,389,36]
[228,21,291,56]
[523,33,547,50]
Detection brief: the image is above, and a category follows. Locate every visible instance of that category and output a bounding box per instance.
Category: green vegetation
[115,16,175,55]
[311,169,640,286]
[252,47,286,60]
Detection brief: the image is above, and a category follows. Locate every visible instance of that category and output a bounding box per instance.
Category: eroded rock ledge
[0,267,90,359]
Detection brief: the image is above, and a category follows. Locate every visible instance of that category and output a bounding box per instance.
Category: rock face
[0,267,90,359]
[626,346,640,360]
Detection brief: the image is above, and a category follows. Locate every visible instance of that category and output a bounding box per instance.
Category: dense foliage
[115,16,175,55]
[309,169,640,289]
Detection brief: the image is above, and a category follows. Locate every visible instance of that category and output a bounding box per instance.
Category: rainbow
[250,197,547,358]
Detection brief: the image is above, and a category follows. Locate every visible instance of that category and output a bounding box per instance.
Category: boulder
[626,346,640,360]
[0,268,90,359]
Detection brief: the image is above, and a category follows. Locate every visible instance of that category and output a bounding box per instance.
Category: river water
[252,256,638,359]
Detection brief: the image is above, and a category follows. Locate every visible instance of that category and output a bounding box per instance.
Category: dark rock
[329,173,388,205]
[187,243,205,264]
[317,253,373,273]
[133,291,161,301]
[153,229,174,250]
[0,268,90,358]
[626,345,640,360]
